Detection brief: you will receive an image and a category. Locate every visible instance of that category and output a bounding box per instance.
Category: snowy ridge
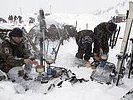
[93,0,128,16]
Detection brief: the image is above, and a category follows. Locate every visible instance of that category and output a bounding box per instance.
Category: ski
[116,1,133,86]
[120,88,133,100]
[39,9,47,70]
[128,38,133,78]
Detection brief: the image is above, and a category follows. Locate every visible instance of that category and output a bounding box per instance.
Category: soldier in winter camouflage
[93,21,117,61]
[0,28,37,73]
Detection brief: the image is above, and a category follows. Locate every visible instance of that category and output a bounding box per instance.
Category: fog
[0,0,123,18]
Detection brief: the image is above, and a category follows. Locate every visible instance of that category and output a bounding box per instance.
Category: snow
[1,1,133,100]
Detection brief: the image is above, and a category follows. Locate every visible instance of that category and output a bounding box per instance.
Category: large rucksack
[90,61,117,84]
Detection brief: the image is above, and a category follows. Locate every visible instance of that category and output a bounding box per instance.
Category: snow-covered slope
[1,33,133,100]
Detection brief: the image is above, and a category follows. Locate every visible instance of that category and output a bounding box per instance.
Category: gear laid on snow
[90,60,117,84]
[4,65,89,94]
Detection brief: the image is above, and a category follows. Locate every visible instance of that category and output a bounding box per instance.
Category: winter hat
[107,22,117,32]
[9,28,23,37]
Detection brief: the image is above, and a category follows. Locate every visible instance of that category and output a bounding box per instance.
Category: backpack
[90,61,117,84]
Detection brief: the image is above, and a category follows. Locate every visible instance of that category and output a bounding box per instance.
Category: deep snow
[0,1,133,100]
[0,22,133,100]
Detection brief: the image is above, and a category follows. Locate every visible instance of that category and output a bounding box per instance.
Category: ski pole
[114,26,121,46]
[111,30,117,49]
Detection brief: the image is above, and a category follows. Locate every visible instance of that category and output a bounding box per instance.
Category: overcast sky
[0,0,126,18]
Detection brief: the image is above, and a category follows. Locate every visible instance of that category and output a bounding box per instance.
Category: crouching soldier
[90,22,117,84]
[0,28,38,81]
[93,21,117,61]
[75,30,96,67]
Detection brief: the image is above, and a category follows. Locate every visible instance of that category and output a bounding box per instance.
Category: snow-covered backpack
[90,61,117,84]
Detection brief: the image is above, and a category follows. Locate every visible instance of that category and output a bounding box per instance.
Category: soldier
[0,28,37,79]
[14,15,17,24]
[18,15,22,23]
[75,30,96,67]
[93,21,117,61]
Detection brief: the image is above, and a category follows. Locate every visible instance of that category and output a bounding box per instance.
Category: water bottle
[47,67,53,77]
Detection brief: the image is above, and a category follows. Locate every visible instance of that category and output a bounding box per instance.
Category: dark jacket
[93,22,117,54]
[75,30,99,60]
[75,30,95,48]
